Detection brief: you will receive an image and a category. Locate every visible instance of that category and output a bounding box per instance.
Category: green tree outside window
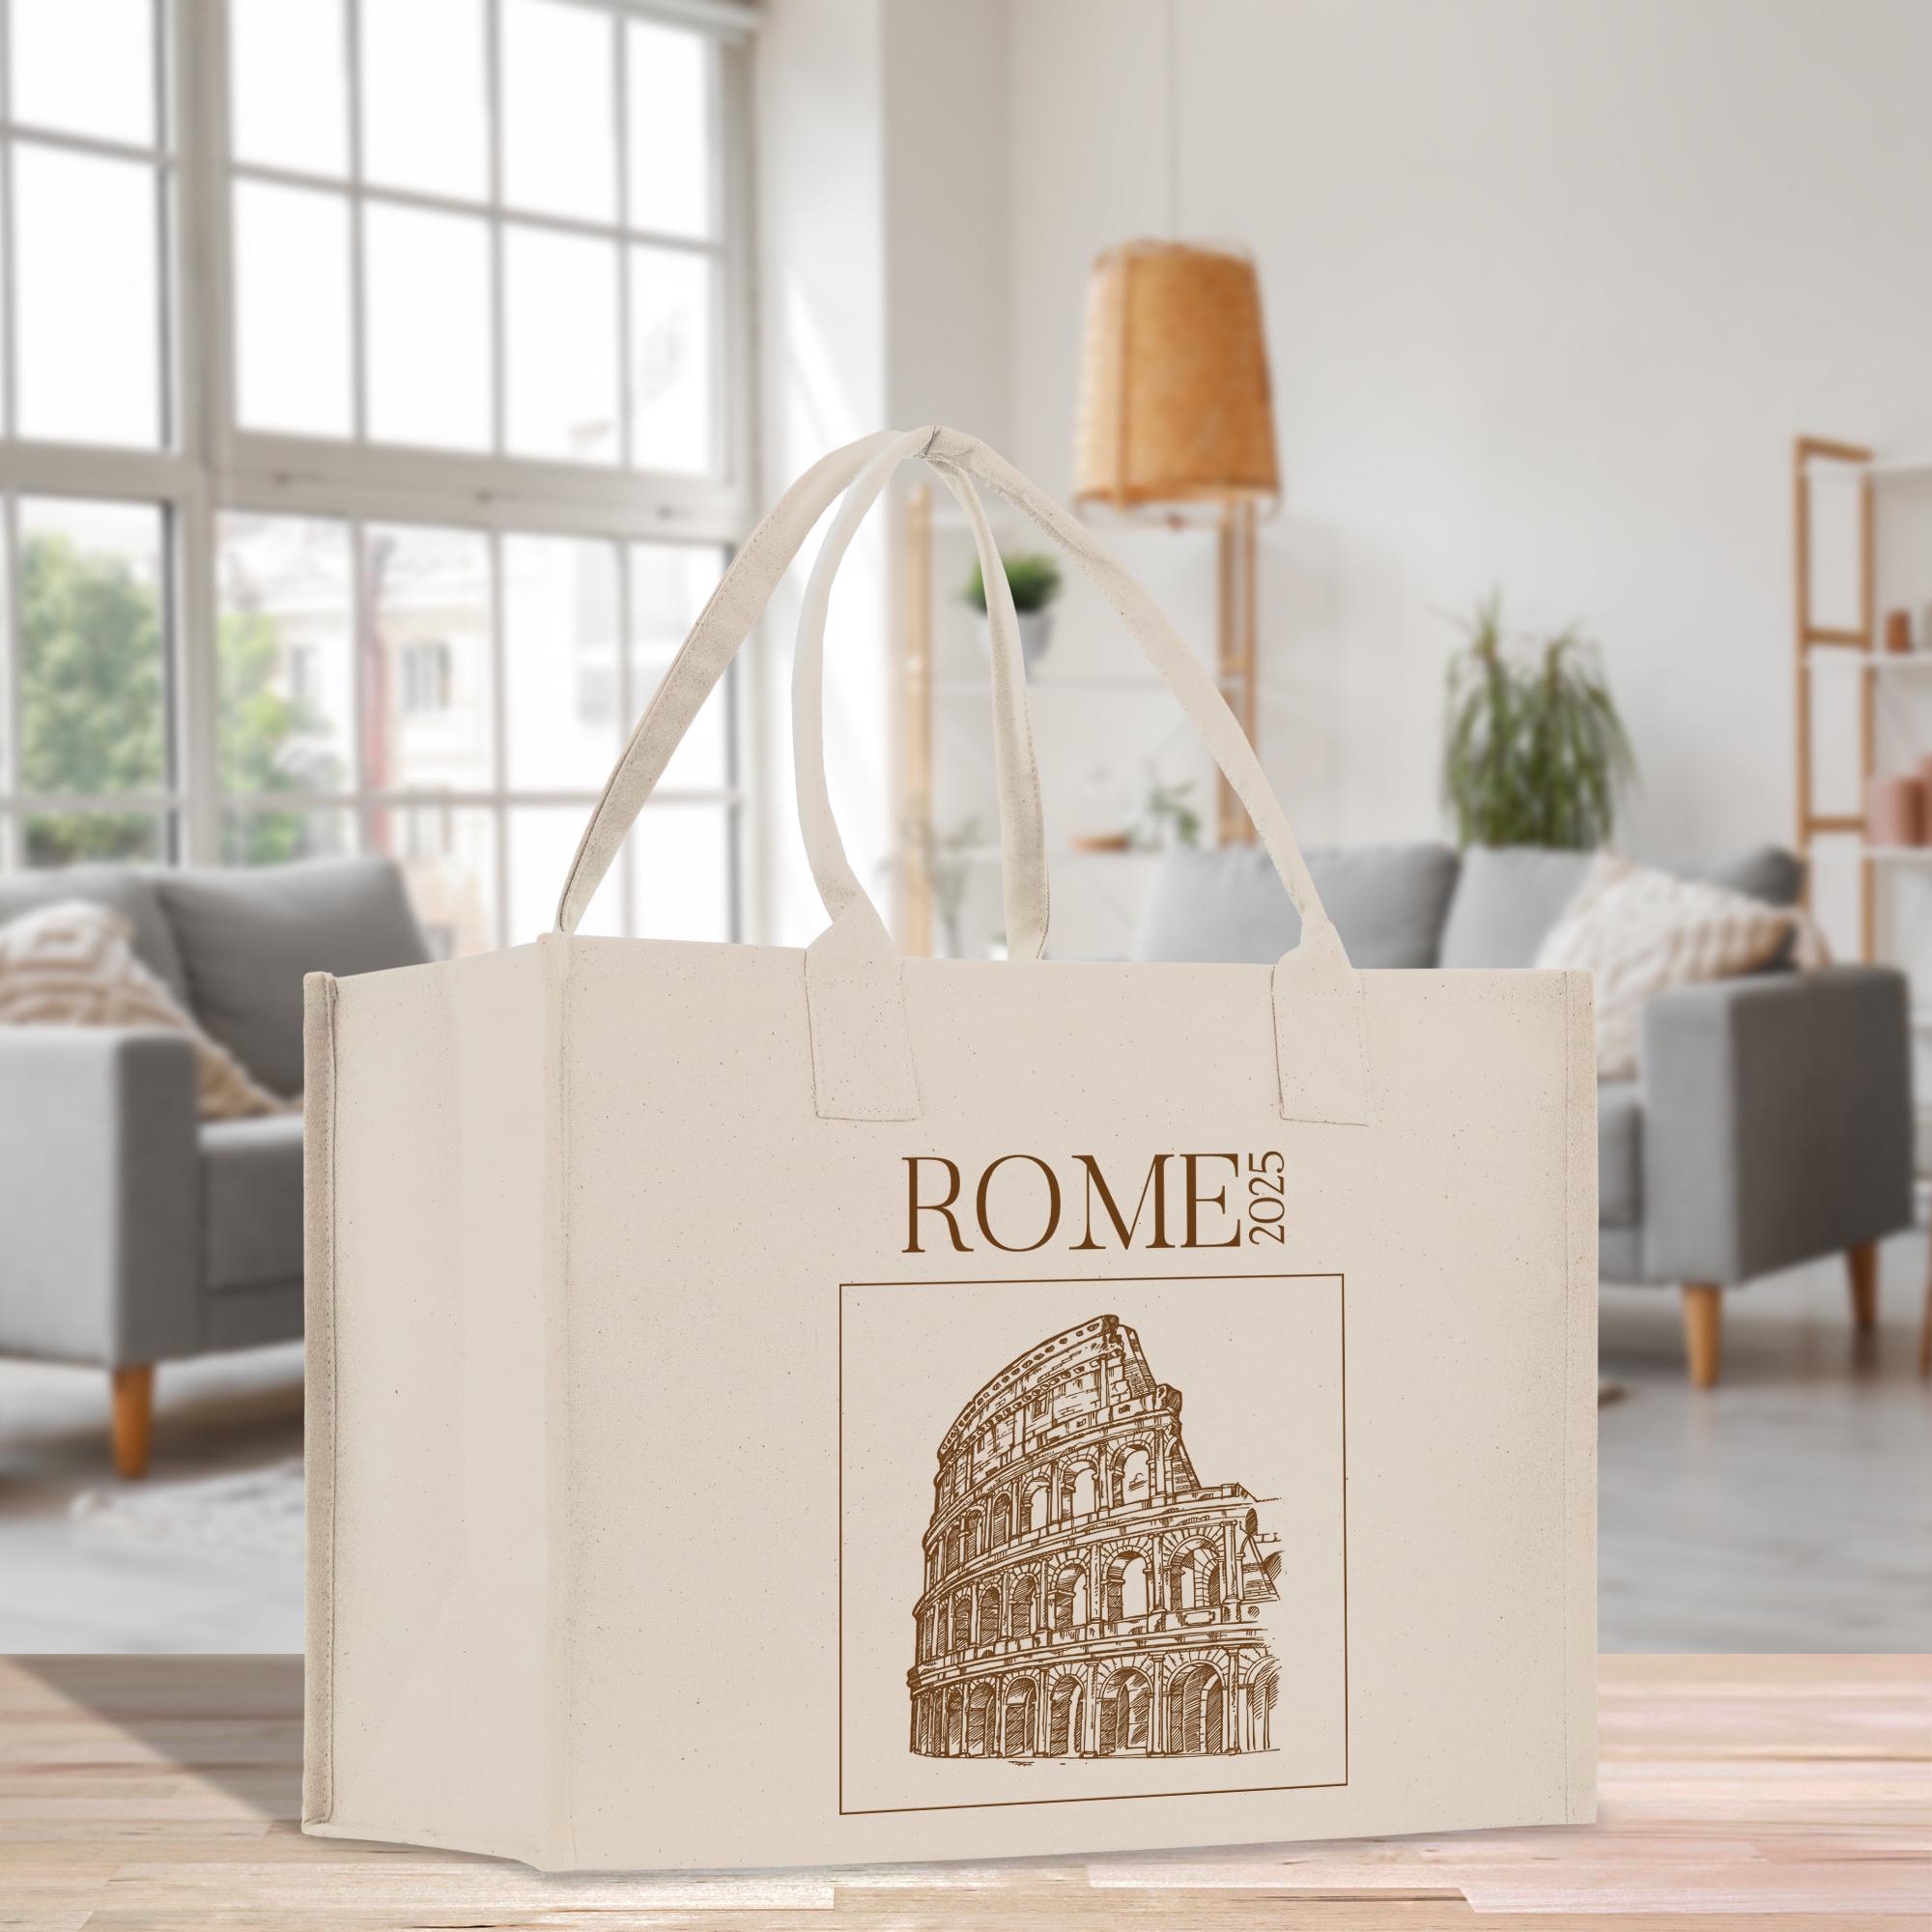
[18,530,330,867]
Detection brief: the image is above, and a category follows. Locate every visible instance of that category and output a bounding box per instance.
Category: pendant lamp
[1073,240,1280,512]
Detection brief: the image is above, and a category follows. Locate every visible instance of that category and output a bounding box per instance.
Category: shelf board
[932,673,1245,696]
[1804,839,1932,860]
[934,674,1162,695]
[946,845,1164,867]
[1804,648,1932,673]
[923,508,1030,536]
[1804,453,1932,480]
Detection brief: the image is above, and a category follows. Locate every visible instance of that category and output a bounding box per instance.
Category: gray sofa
[0,859,428,1475]
[1135,841,1915,1386]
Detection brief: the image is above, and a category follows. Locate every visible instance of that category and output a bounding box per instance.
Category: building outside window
[0,0,754,953]
[398,640,453,718]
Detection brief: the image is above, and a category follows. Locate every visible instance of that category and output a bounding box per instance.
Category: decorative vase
[1069,763,1133,852]
[1866,775,1925,848]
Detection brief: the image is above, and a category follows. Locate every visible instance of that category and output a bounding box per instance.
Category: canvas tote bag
[303,426,1597,1872]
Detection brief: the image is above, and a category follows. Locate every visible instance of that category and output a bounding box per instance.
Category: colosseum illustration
[908,1314,1281,1759]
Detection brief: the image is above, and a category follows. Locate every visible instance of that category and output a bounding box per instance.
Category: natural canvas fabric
[303,428,1597,1872]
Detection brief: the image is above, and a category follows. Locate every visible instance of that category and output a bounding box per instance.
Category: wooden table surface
[1,1654,1926,1929]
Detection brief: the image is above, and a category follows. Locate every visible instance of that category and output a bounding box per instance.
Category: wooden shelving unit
[1792,435,1876,957]
[1794,440,1932,956]
[897,482,1261,959]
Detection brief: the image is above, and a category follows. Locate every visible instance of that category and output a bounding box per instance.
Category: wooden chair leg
[1846,1240,1879,1331]
[1919,1254,1931,1379]
[110,1365,155,1480]
[1681,1285,1722,1389]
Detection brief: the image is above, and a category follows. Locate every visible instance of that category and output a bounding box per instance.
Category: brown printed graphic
[908,1315,1281,1760]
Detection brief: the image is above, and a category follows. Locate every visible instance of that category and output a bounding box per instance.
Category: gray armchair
[1135,841,1915,1386]
[0,859,428,1474]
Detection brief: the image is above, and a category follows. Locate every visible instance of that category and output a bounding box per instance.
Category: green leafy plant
[962,552,1063,615]
[18,533,166,863]
[1140,772,1203,849]
[1443,591,1635,849]
[20,531,335,867]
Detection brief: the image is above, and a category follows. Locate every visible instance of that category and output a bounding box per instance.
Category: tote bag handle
[555,427,1373,1130]
[555,428,1049,960]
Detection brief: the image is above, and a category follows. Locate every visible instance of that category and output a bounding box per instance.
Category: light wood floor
[1,1240,1928,1653]
[0,1654,1926,1926]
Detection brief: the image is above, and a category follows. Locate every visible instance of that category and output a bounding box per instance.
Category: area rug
[70,1458,304,1557]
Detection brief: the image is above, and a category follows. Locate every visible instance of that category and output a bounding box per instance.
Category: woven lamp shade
[1074,240,1280,510]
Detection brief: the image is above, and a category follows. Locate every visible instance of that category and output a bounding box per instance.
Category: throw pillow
[0,898,284,1120]
[1534,856,1822,1079]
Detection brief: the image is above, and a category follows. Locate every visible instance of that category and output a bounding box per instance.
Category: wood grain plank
[0,1656,1923,1926]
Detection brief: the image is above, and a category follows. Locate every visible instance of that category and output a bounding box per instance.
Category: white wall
[1001,0,1932,885]
[881,4,1012,445]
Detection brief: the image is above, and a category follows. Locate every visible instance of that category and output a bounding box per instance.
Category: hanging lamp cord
[1164,0,1181,237]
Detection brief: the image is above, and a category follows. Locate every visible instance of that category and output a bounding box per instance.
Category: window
[0,0,753,951]
[227,0,724,475]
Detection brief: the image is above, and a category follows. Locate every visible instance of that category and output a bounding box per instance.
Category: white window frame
[0,0,758,946]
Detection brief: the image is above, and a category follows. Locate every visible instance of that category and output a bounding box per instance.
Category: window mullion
[343,0,368,443]
[229,156,726,257]
[216,786,739,809]
[348,514,367,816]
[175,481,219,863]
[174,0,222,864]
[1,497,20,863]
[485,0,506,458]
[488,530,509,948]
[612,8,633,474]
[0,1,17,862]
[616,540,635,935]
[0,122,171,169]
[0,0,16,444]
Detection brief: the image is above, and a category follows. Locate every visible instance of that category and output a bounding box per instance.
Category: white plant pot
[1016,610,1055,668]
[973,607,1056,668]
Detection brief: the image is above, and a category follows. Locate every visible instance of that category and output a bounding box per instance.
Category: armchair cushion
[1436,846,1594,968]
[1670,844,1804,908]
[1636,965,1913,1283]
[156,857,430,1096]
[1133,841,1460,967]
[1598,1081,1642,1227]
[201,1113,304,1293]
[1437,842,1804,969]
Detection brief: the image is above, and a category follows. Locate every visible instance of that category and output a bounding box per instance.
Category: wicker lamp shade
[1074,240,1280,510]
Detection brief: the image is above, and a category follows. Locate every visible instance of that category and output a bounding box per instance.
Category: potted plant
[1443,591,1635,848]
[1139,769,1203,849]
[962,552,1063,669]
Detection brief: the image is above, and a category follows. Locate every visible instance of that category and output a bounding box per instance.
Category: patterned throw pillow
[0,898,284,1120]
[1534,856,1826,1079]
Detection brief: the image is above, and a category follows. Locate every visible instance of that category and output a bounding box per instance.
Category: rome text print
[908,1315,1282,1762]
